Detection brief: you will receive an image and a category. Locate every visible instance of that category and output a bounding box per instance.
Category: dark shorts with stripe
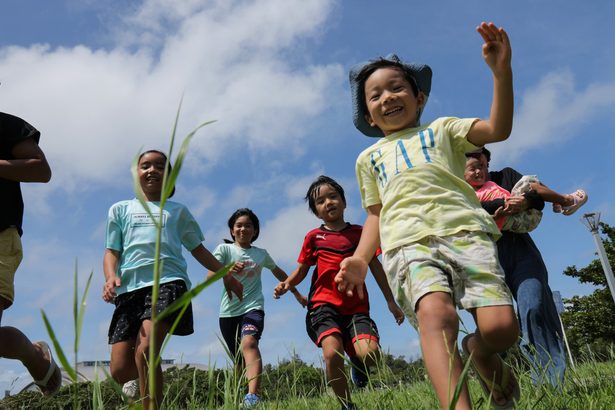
[108,279,193,344]
[306,304,379,357]
[219,309,265,358]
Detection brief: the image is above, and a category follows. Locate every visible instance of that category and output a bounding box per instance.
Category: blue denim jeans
[497,231,566,387]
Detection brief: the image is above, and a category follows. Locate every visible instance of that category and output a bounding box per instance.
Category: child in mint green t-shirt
[209,208,306,408]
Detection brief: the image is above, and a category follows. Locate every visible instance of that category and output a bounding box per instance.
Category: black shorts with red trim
[305,304,379,357]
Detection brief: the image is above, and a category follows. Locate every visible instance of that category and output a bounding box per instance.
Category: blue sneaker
[350,357,368,388]
[342,402,358,410]
[243,393,261,408]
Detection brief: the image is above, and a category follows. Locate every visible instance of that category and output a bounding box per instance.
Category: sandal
[461,334,520,409]
[33,341,62,396]
[561,189,588,216]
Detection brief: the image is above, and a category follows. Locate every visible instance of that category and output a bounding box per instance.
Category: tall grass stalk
[40,261,93,410]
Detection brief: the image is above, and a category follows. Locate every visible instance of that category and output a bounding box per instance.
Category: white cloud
[258,204,320,267]
[491,70,615,165]
[0,0,342,195]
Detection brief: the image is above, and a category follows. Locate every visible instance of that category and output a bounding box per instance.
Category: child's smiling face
[138,151,166,199]
[363,67,424,136]
[464,156,488,188]
[313,184,346,225]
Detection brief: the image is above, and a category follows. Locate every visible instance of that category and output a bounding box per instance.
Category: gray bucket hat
[349,54,432,137]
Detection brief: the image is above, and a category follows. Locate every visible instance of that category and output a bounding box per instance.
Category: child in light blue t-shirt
[103,150,242,409]
[210,208,306,408]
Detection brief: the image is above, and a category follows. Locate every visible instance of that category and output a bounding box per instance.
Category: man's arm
[0,138,51,182]
[467,22,514,147]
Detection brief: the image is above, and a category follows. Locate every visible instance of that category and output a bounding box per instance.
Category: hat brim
[349,53,432,137]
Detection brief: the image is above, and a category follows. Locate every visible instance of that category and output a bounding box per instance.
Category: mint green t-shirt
[213,243,276,318]
[105,199,204,295]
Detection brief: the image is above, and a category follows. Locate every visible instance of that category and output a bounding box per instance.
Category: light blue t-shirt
[105,199,204,295]
[213,243,276,318]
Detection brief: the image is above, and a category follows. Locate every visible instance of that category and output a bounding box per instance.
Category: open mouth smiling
[384,107,403,116]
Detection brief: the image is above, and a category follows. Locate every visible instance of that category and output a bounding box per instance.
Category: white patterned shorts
[382,231,513,328]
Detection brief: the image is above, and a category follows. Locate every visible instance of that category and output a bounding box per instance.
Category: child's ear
[416,92,426,108]
[364,113,376,127]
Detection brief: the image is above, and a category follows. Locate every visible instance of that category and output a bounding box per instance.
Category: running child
[210,208,307,408]
[0,112,61,396]
[336,23,520,409]
[465,148,588,231]
[103,150,242,409]
[274,175,404,410]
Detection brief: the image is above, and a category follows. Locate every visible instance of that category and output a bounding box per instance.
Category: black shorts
[108,280,194,344]
[306,304,379,357]
[219,309,265,358]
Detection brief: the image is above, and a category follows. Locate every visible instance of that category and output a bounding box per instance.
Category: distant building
[11,359,210,396]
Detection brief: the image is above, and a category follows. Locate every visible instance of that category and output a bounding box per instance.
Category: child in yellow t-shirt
[336,23,520,409]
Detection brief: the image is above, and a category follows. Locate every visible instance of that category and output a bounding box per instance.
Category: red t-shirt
[298,223,378,315]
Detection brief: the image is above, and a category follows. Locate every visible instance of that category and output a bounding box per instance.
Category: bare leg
[416,292,470,410]
[0,324,61,393]
[529,183,573,207]
[467,305,520,406]
[110,339,138,383]
[241,335,262,395]
[320,333,352,406]
[353,337,380,366]
[134,319,170,410]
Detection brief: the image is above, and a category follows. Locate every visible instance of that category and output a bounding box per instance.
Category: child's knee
[480,313,519,351]
[353,338,380,360]
[416,293,458,334]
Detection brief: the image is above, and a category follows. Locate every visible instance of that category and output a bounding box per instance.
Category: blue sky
[1,0,614,395]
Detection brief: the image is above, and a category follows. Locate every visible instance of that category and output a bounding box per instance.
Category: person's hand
[504,195,528,214]
[388,300,405,325]
[229,261,245,275]
[273,281,290,299]
[476,22,512,78]
[103,276,121,303]
[335,256,368,299]
[223,275,243,301]
[293,291,308,308]
[493,205,510,219]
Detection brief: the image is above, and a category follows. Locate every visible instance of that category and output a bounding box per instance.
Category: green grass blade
[162,120,216,203]
[72,260,78,355]
[75,271,93,353]
[40,310,78,381]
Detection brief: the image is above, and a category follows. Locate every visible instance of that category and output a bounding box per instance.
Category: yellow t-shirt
[355,117,500,253]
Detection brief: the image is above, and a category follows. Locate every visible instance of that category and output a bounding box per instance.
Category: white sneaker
[122,379,140,401]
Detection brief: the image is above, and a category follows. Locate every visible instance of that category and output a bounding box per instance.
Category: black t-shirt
[0,112,41,236]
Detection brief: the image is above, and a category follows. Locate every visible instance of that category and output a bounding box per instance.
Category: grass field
[1,357,613,409]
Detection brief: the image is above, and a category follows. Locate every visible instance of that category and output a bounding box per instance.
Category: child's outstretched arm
[368,258,404,325]
[467,22,514,147]
[192,244,244,301]
[335,204,382,299]
[102,249,121,303]
[271,266,307,307]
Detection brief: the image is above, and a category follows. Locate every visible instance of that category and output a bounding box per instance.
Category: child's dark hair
[355,58,420,114]
[304,175,346,216]
[465,147,491,163]
[138,149,175,197]
[225,208,260,244]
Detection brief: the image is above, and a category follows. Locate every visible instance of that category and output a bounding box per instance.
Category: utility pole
[580,212,615,305]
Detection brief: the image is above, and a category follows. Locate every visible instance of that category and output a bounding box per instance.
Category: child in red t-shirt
[274,175,403,410]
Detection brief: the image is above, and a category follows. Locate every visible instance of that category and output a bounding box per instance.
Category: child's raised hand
[102,276,121,303]
[388,300,405,325]
[476,22,511,78]
[273,281,290,299]
[335,256,368,299]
